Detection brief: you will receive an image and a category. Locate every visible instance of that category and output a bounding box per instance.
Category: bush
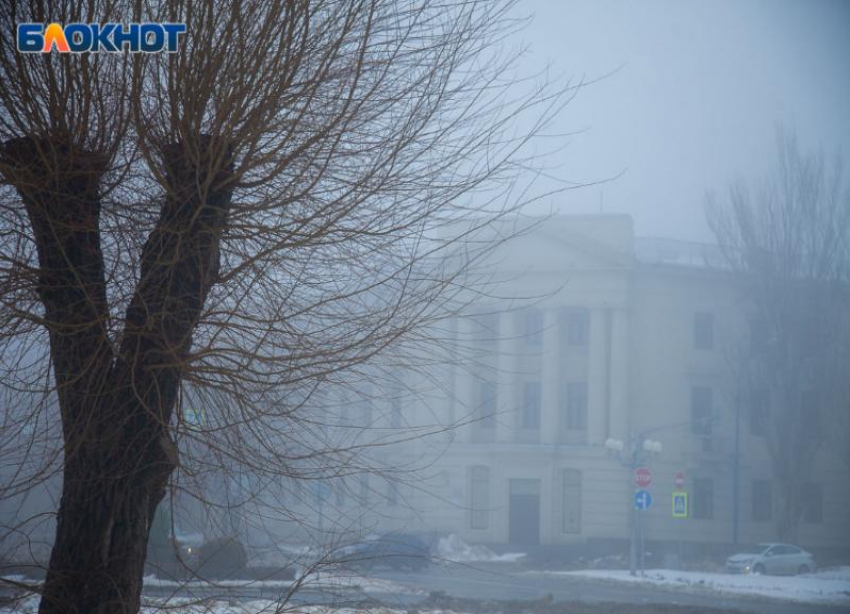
[194,537,248,578]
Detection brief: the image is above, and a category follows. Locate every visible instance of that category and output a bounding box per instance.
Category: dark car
[337,533,430,571]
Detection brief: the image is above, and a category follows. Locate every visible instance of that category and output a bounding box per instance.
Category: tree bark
[2,136,233,614]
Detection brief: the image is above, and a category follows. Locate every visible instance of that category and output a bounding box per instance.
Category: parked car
[172,530,205,561]
[726,543,816,575]
[337,533,430,571]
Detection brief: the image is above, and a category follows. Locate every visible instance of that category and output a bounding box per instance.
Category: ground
[527,567,850,605]
[0,594,790,614]
[3,536,849,614]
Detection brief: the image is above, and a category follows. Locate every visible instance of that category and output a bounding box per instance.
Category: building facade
[371,214,850,554]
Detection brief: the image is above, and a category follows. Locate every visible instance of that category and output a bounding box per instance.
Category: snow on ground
[1,595,410,614]
[2,573,421,599]
[0,574,422,614]
[531,567,850,605]
[436,534,525,563]
[141,572,423,596]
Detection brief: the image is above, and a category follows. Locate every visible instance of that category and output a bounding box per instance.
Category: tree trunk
[2,136,233,614]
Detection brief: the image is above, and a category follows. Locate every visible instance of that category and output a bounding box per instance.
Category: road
[368,562,850,614]
[137,563,850,614]
[7,563,846,613]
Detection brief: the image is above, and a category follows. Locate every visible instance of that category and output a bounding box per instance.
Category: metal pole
[629,432,638,577]
[629,497,637,576]
[639,509,645,576]
[733,395,741,544]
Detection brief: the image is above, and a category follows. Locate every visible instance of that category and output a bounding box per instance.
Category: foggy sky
[513,0,850,241]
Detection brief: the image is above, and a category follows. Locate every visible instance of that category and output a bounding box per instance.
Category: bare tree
[706,127,850,542]
[0,1,569,613]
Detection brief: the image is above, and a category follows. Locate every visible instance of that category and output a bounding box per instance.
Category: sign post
[673,471,687,569]
[633,488,652,576]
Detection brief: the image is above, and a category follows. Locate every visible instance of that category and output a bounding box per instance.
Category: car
[337,533,430,571]
[726,543,816,575]
[172,530,205,561]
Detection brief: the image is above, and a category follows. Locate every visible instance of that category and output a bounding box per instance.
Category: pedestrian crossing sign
[185,407,205,428]
[672,491,688,518]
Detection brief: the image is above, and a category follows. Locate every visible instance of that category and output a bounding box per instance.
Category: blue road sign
[634,488,653,511]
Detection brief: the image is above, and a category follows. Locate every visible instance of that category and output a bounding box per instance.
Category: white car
[726,543,816,575]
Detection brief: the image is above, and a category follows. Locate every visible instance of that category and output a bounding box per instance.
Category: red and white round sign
[634,466,652,489]
[674,471,685,489]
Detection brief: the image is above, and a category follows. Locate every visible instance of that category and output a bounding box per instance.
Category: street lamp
[643,439,662,454]
[605,432,662,577]
[604,438,624,452]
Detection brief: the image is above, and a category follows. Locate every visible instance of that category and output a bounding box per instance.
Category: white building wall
[396,214,850,552]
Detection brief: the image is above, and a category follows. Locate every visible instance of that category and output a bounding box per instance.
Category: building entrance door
[508,478,540,546]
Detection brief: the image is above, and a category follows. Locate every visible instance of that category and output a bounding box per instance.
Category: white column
[587,309,608,445]
[454,316,476,443]
[496,310,516,443]
[608,308,630,442]
[541,309,560,444]
[440,318,459,442]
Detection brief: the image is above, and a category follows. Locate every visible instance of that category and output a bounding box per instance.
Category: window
[335,480,346,507]
[801,389,821,436]
[475,380,497,428]
[521,382,541,430]
[359,474,369,505]
[691,386,713,435]
[292,476,304,498]
[357,398,373,428]
[561,469,582,533]
[473,312,499,345]
[337,403,349,427]
[750,317,769,354]
[749,388,770,437]
[565,382,588,430]
[693,478,714,519]
[694,312,714,350]
[802,482,823,524]
[565,308,589,346]
[390,389,403,428]
[387,480,399,506]
[751,479,772,522]
[470,466,490,530]
[522,309,543,346]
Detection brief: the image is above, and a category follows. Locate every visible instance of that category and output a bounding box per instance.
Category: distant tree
[706,127,850,542]
[0,1,567,613]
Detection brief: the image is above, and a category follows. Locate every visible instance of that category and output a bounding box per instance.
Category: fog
[513,0,850,241]
[0,2,848,614]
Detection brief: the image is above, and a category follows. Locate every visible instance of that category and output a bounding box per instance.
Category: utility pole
[732,395,741,544]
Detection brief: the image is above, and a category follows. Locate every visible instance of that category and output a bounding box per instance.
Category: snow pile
[540,567,850,604]
[436,534,525,563]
